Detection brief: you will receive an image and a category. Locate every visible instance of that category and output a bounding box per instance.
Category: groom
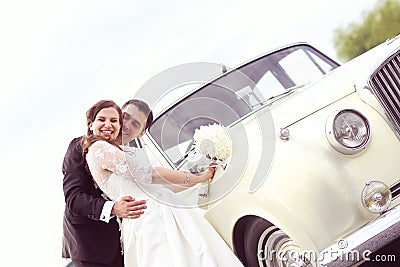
[62,99,153,267]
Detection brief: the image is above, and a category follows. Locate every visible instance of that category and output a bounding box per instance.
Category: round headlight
[326,109,370,154]
[361,181,391,213]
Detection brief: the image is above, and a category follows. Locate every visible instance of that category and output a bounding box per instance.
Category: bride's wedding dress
[86,140,243,267]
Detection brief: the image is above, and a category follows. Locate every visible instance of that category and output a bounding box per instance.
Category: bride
[83,100,244,267]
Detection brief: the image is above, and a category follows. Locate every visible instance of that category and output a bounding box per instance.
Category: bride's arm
[152,166,214,187]
[87,140,214,186]
[122,144,215,186]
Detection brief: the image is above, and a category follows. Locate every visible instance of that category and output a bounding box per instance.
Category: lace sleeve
[86,140,153,186]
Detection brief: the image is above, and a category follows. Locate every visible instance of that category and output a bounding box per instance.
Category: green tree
[333,0,400,62]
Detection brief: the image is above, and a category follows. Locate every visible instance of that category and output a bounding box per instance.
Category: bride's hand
[199,165,216,182]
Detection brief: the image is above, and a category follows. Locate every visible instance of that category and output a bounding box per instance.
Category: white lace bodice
[86,140,154,200]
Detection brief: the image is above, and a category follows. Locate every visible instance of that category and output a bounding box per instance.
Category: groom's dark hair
[122,99,154,130]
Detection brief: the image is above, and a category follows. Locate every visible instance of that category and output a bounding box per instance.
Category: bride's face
[90,107,121,141]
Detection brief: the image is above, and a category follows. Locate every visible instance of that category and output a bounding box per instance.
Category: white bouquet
[193,123,232,161]
[192,123,232,198]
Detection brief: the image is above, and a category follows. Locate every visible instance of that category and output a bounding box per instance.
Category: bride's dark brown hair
[81,100,123,171]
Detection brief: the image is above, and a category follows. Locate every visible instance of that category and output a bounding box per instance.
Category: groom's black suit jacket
[62,137,121,264]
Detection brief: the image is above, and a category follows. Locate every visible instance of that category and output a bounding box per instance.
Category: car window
[149,84,252,164]
[149,44,339,166]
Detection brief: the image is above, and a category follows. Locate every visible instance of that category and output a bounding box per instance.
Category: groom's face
[122,104,148,144]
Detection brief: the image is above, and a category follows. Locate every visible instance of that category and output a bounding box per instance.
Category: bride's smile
[89,107,121,141]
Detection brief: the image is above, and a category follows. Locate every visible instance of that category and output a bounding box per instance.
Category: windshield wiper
[251,84,304,108]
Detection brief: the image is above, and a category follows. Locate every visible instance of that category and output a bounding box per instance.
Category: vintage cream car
[136,35,400,267]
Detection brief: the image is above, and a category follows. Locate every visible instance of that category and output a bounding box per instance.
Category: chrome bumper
[318,204,400,267]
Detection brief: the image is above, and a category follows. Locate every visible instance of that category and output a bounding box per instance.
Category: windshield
[149,44,339,166]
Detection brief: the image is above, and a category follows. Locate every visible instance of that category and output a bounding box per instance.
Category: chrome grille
[369,53,400,133]
[390,180,400,200]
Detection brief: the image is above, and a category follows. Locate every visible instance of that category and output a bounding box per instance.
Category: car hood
[267,35,400,127]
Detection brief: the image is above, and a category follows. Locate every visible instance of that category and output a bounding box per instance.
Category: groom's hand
[112,196,147,219]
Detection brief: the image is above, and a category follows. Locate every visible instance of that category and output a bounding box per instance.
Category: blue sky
[0,0,377,265]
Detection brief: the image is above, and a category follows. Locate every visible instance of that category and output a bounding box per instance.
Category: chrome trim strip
[318,204,400,267]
